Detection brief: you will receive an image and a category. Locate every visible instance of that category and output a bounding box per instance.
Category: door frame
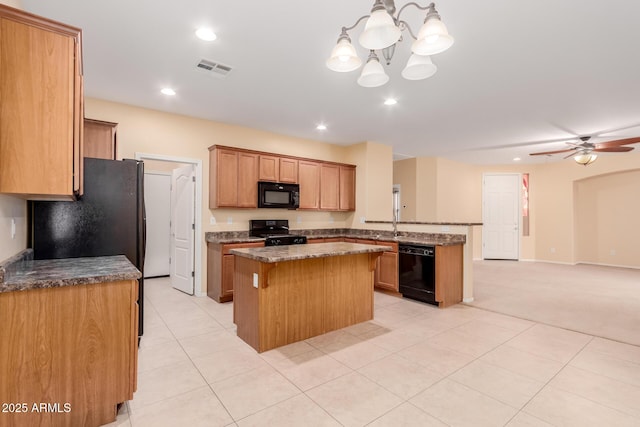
[135,152,204,297]
[482,172,521,260]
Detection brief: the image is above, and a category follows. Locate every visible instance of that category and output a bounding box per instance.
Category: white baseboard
[463,297,475,303]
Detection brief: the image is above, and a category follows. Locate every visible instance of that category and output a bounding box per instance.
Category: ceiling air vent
[196,59,233,77]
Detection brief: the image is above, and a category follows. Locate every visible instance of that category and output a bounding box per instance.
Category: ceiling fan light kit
[529,135,639,165]
[327,0,454,87]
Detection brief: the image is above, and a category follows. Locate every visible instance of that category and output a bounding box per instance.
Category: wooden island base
[234,252,379,352]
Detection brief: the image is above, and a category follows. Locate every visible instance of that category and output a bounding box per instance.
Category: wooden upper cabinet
[320,163,340,210]
[0,5,83,200]
[298,160,321,209]
[258,155,279,182]
[209,146,258,208]
[84,119,117,160]
[339,165,356,211]
[237,152,258,208]
[279,157,298,183]
[259,155,298,183]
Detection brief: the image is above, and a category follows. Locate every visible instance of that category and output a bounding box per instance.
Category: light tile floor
[106,276,640,427]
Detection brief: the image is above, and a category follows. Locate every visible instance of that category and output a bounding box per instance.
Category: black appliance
[398,244,437,305]
[249,219,307,246]
[258,181,300,209]
[30,158,146,337]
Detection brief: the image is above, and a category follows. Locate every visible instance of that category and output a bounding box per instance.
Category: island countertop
[0,251,141,293]
[230,242,392,263]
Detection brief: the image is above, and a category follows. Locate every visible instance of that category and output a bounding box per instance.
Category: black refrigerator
[30,158,146,338]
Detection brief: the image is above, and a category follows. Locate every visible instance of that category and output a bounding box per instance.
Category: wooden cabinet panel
[320,163,340,210]
[211,148,239,208]
[307,238,325,244]
[435,244,463,307]
[279,157,298,183]
[237,152,258,207]
[259,154,279,182]
[207,241,265,302]
[324,237,343,243]
[298,160,320,209]
[0,7,83,200]
[375,241,399,292]
[339,165,356,211]
[0,280,138,426]
[84,118,117,159]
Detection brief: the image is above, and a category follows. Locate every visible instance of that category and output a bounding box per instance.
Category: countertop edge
[230,243,392,263]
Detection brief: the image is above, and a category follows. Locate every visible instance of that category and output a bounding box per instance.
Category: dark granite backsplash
[206,228,466,246]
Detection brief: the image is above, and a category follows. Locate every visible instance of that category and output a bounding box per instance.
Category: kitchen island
[231,242,390,352]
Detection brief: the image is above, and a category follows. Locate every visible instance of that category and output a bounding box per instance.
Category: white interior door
[170,164,195,294]
[483,173,520,260]
[143,172,171,278]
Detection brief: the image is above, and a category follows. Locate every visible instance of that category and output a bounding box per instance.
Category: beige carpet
[469,260,640,346]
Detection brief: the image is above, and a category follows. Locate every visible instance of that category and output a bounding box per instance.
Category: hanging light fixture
[326,0,454,87]
[574,152,598,166]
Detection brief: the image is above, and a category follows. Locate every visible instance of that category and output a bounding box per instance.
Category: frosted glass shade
[574,153,598,165]
[359,9,401,50]
[326,39,362,72]
[357,57,389,87]
[402,54,437,80]
[411,16,454,56]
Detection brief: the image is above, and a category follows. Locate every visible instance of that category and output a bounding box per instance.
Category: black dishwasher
[398,244,437,305]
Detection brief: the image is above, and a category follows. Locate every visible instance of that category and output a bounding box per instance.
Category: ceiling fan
[529,136,640,165]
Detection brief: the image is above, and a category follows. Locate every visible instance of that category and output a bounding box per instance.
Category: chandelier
[326,0,454,87]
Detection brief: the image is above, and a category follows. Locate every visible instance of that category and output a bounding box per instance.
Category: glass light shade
[326,39,362,72]
[357,57,389,87]
[574,153,598,165]
[359,9,402,50]
[402,54,437,80]
[411,16,454,56]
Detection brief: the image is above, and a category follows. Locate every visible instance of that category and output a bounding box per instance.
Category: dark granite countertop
[0,249,141,293]
[230,242,391,263]
[206,228,465,246]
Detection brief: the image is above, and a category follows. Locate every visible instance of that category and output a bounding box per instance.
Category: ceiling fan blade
[595,137,640,149]
[529,148,575,156]
[593,146,635,153]
[563,151,578,159]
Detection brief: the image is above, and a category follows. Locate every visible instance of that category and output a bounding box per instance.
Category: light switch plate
[252,273,259,288]
[10,218,16,239]
[210,216,216,225]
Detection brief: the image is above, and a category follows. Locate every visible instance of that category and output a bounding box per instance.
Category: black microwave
[258,181,300,209]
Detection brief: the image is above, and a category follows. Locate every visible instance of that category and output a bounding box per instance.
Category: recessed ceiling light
[196,28,217,41]
[161,88,176,96]
[316,124,327,131]
[384,98,397,106]
[513,157,521,161]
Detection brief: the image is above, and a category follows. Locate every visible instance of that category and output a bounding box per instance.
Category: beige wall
[396,152,640,267]
[85,98,395,293]
[392,158,417,221]
[0,0,28,263]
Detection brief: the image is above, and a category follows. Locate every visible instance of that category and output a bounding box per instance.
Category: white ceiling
[21,0,640,164]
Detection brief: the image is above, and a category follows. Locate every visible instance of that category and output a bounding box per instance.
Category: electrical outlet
[610,249,616,256]
[296,216,302,223]
[550,247,556,253]
[11,218,16,239]
[252,273,259,288]
[441,226,450,232]
[329,215,334,223]
[227,217,233,224]
[210,216,216,225]
[360,217,366,224]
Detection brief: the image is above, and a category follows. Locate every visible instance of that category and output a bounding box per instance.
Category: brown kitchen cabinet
[298,160,321,209]
[0,279,138,426]
[435,244,463,307]
[207,241,265,302]
[209,146,258,208]
[0,4,83,200]
[258,155,299,183]
[320,163,340,210]
[374,241,399,292]
[339,165,356,211]
[84,118,117,159]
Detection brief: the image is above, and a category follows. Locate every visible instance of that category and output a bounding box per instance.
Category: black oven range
[249,219,307,246]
